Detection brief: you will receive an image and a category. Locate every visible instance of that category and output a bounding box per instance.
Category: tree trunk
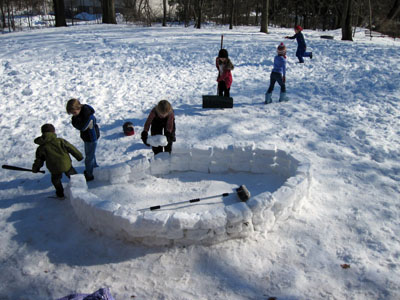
[1,0,6,29]
[53,0,67,27]
[195,0,202,29]
[183,0,189,27]
[341,0,353,41]
[260,0,269,33]
[102,0,117,24]
[162,0,167,26]
[376,0,400,31]
[229,0,234,29]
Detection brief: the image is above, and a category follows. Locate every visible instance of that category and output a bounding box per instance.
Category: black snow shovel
[140,185,251,211]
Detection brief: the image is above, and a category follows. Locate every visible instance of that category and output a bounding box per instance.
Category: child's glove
[141,131,150,146]
[165,132,176,143]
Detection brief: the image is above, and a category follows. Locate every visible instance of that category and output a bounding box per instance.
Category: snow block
[69,174,88,190]
[225,202,252,225]
[167,212,200,231]
[271,185,297,218]
[226,222,243,235]
[150,152,170,175]
[133,212,170,236]
[185,228,213,241]
[170,152,191,172]
[147,135,168,147]
[93,167,110,182]
[197,207,227,229]
[109,163,131,184]
[127,155,150,180]
[189,146,212,173]
[209,147,231,173]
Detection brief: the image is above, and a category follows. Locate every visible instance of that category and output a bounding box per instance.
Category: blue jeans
[84,141,98,176]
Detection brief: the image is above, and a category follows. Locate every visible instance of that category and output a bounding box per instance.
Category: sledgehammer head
[236,185,251,202]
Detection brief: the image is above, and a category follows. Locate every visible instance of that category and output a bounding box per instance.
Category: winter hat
[295,25,303,31]
[218,49,229,58]
[123,121,135,136]
[277,42,287,56]
[41,123,55,134]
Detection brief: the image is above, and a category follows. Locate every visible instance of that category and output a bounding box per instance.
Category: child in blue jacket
[265,42,288,103]
[285,25,313,63]
[66,98,100,181]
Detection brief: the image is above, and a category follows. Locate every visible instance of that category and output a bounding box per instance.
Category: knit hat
[277,42,287,56]
[218,49,229,58]
[295,25,303,31]
[41,123,55,134]
[123,121,135,136]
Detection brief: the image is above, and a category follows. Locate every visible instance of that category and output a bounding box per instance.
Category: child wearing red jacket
[216,49,234,97]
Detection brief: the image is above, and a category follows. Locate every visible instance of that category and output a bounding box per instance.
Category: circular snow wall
[66,145,311,246]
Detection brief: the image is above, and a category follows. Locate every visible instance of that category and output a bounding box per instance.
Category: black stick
[2,164,45,174]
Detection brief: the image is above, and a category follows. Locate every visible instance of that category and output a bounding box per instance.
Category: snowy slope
[0,24,399,299]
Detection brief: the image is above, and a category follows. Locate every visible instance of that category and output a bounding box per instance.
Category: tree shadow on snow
[5,192,164,267]
[194,251,299,300]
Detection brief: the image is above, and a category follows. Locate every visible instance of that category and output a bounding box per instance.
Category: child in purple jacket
[265,42,288,104]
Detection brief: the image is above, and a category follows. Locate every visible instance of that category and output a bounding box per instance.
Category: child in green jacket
[32,124,83,199]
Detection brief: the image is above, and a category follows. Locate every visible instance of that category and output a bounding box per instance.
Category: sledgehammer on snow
[141,185,251,211]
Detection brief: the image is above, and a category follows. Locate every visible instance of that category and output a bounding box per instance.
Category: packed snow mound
[66,145,311,246]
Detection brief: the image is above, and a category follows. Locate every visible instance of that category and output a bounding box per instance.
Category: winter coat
[288,32,307,50]
[272,55,286,77]
[71,104,100,142]
[32,132,83,174]
[216,57,234,89]
[144,107,176,140]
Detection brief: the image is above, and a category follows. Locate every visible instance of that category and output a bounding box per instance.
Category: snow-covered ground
[0,24,399,299]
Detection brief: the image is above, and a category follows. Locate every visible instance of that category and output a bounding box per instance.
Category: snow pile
[66,146,311,246]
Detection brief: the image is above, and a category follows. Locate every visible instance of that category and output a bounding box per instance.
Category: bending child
[285,25,313,63]
[216,49,234,97]
[265,42,288,104]
[32,124,83,199]
[66,99,100,182]
[141,100,176,155]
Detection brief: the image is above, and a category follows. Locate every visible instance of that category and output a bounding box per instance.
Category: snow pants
[218,81,230,97]
[267,71,286,94]
[51,167,77,197]
[296,47,312,63]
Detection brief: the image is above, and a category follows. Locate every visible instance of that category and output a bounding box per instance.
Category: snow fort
[66,145,311,246]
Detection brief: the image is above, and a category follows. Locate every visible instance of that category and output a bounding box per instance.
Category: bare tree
[375,0,400,33]
[195,0,203,28]
[162,0,167,26]
[53,0,67,27]
[102,0,116,24]
[341,0,353,40]
[229,0,234,29]
[260,0,269,33]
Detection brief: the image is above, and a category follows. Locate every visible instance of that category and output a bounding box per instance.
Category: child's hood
[34,132,57,145]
